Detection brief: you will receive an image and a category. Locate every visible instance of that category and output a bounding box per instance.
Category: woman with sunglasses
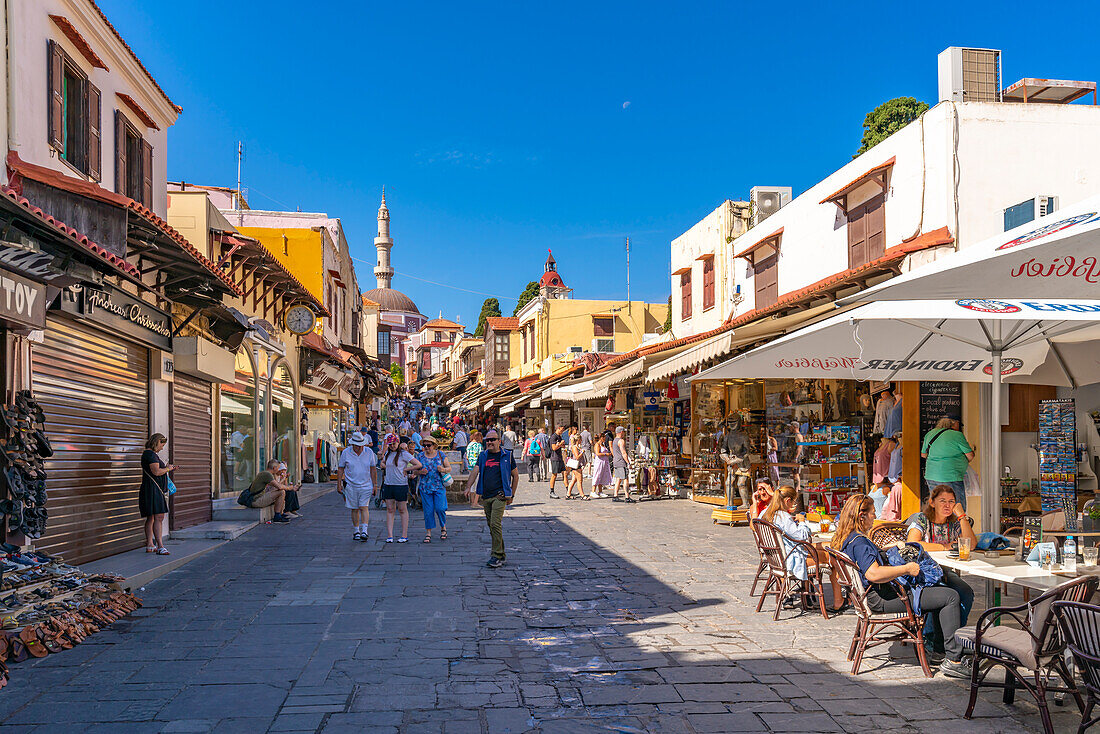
[417,435,452,543]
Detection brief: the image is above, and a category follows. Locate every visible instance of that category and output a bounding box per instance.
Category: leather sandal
[20,626,48,658]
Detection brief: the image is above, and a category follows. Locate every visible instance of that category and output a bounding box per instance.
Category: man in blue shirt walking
[466,429,519,568]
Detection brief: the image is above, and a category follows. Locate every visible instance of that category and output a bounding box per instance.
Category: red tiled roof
[486,317,519,331]
[49,14,108,70]
[86,0,181,113]
[586,226,954,377]
[116,93,159,130]
[7,152,241,297]
[423,318,461,329]
[0,185,138,278]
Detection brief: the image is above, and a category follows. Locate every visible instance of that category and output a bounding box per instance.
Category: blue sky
[101,0,1100,327]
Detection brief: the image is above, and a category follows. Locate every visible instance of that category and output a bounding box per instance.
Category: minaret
[374,187,394,289]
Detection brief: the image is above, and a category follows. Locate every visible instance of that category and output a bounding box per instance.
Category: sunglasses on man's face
[486,437,499,442]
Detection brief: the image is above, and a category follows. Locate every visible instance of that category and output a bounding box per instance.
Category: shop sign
[955,299,1100,314]
[0,268,46,330]
[0,240,79,286]
[55,284,172,349]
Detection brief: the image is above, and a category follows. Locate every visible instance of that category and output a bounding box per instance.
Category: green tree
[854,97,929,158]
[389,362,405,386]
[474,297,502,337]
[513,281,540,316]
[662,294,672,333]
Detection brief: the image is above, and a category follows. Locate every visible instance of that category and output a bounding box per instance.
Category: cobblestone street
[0,477,1071,733]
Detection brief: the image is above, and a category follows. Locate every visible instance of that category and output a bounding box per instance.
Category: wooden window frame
[48,40,100,180]
[702,257,715,311]
[680,271,692,320]
[115,110,151,205]
[754,254,778,310]
[593,316,614,338]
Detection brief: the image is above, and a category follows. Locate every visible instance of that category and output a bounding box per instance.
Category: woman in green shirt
[920,417,974,510]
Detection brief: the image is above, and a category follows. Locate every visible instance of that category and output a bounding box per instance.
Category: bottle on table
[1064,536,1077,574]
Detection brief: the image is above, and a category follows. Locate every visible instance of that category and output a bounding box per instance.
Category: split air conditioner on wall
[750,186,792,227]
[1004,196,1057,232]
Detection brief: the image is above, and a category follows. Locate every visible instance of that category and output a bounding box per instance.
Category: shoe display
[0,391,52,540]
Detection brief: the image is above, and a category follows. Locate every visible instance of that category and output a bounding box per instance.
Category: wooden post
[901,381,922,518]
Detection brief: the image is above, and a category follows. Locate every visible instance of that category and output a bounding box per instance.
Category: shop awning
[501,393,536,415]
[549,377,598,401]
[646,304,837,382]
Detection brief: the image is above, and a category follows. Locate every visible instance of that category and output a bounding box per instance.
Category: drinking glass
[1084,547,1098,568]
[958,537,971,561]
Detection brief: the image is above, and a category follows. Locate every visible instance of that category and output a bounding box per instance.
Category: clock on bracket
[284,304,318,335]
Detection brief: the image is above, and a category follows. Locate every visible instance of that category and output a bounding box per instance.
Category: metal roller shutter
[170,373,213,530]
[31,315,149,564]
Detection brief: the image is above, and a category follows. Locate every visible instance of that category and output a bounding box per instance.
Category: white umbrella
[842,195,1100,304]
[692,297,1100,532]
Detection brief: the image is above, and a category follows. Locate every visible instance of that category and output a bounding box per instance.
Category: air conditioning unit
[592,338,614,354]
[1003,196,1057,232]
[568,346,584,353]
[938,47,1002,103]
[750,186,792,227]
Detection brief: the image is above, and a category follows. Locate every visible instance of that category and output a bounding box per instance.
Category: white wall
[670,200,746,337]
[5,0,178,216]
[725,101,1100,317]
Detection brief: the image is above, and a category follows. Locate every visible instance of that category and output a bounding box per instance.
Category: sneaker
[612,496,624,502]
[624,497,637,504]
[271,514,291,524]
[353,532,364,541]
[486,557,504,569]
[923,640,945,665]
[549,491,560,499]
[939,657,972,680]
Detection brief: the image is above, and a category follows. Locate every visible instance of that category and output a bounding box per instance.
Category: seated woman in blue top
[761,485,814,582]
[830,494,971,680]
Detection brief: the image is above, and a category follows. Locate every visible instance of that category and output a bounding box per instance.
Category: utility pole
[235,141,243,210]
[626,236,632,315]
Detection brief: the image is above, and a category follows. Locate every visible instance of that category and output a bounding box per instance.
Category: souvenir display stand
[1038,398,1079,530]
[797,423,868,515]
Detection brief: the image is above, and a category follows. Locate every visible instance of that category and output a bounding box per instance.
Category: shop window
[270,361,297,482]
[847,193,885,268]
[219,348,257,495]
[702,257,715,311]
[680,271,692,320]
[48,40,100,180]
[754,254,778,310]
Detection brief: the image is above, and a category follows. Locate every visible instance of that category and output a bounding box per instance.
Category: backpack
[529,439,541,456]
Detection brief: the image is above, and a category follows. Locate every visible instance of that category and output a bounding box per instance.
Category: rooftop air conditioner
[938,47,1002,103]
[750,186,792,227]
[1004,195,1057,232]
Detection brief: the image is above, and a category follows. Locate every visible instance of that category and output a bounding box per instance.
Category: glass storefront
[220,348,258,495]
[271,360,297,481]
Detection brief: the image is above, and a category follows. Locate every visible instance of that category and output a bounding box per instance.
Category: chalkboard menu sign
[919,382,963,436]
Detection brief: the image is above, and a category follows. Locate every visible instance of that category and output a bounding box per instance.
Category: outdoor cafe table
[928,550,1068,603]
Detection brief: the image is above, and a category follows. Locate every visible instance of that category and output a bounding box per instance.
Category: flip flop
[440,530,447,540]
[422,536,431,544]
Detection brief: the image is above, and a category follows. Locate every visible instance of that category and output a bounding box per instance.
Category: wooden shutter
[702,258,715,310]
[848,200,867,268]
[680,272,692,319]
[86,84,101,181]
[48,41,64,150]
[593,317,613,337]
[755,254,778,309]
[864,193,885,262]
[114,109,127,195]
[141,139,153,206]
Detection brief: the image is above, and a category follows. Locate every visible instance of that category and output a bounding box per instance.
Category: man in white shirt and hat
[337,432,378,542]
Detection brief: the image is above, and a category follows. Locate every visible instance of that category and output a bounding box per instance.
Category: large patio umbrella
[841,194,1100,304]
[692,297,1100,531]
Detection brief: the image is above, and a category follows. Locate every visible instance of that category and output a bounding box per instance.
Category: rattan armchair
[750,518,829,620]
[1052,600,1100,734]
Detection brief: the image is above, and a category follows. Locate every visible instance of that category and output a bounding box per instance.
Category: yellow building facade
[510,298,668,380]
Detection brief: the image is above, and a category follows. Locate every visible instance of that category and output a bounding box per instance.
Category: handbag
[166,477,178,496]
[143,467,172,497]
[566,457,580,469]
[441,473,454,488]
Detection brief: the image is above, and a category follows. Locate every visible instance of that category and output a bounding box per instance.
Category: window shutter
[702,258,715,310]
[680,272,692,319]
[114,109,127,195]
[848,201,867,268]
[593,317,613,337]
[864,193,885,262]
[141,139,153,207]
[48,41,64,150]
[754,255,779,309]
[86,84,101,181]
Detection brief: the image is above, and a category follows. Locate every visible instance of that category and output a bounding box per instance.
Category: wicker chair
[750,518,830,620]
[1053,600,1100,734]
[749,520,769,598]
[956,575,1098,734]
[868,522,909,548]
[822,545,932,677]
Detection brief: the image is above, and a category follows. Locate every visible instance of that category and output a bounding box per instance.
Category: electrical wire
[350,256,518,300]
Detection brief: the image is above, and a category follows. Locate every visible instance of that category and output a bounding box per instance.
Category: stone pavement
[0,475,1076,733]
